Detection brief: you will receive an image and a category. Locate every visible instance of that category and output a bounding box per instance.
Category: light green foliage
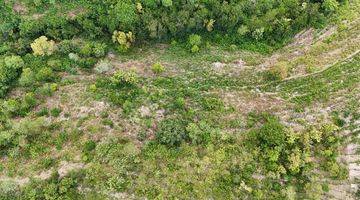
[0,180,20,199]
[186,121,218,145]
[111,70,138,86]
[189,34,202,46]
[162,0,173,7]
[323,0,339,13]
[189,34,202,53]
[31,36,56,56]
[151,62,165,74]
[237,25,249,36]
[19,68,35,87]
[109,1,139,31]
[252,28,265,40]
[36,67,55,82]
[191,45,200,53]
[0,56,24,97]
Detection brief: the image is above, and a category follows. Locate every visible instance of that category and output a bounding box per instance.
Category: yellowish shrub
[30,36,56,56]
[268,61,288,80]
[112,31,135,52]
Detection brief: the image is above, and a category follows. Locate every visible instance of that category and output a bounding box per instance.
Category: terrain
[0,0,360,199]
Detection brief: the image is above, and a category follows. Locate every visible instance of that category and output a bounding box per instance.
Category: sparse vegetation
[0,0,358,199]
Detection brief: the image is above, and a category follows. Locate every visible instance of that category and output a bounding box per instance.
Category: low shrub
[111,70,138,86]
[155,118,188,147]
[265,62,289,81]
[188,34,202,53]
[112,31,135,52]
[19,68,35,87]
[151,62,165,74]
[36,67,55,82]
[0,56,24,97]
[31,36,56,56]
[94,60,112,74]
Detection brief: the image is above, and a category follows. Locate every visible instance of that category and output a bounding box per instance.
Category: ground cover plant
[0,0,360,199]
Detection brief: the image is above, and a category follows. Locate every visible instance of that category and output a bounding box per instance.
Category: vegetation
[0,0,359,199]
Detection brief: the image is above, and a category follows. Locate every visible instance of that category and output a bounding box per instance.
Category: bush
[2,99,20,117]
[19,68,35,87]
[111,70,138,86]
[112,31,135,52]
[31,36,56,56]
[0,56,24,97]
[186,121,218,145]
[188,34,202,53]
[50,107,62,117]
[162,0,173,7]
[156,118,188,147]
[265,62,289,81]
[36,67,55,82]
[323,0,339,13]
[94,60,112,74]
[108,2,139,31]
[151,62,165,74]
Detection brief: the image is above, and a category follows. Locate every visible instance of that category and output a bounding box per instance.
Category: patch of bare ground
[107,53,179,77]
[13,3,27,14]
[221,90,289,114]
[67,8,87,20]
[211,59,254,76]
[58,161,85,178]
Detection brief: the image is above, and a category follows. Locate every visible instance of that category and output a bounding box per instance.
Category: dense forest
[1,0,360,199]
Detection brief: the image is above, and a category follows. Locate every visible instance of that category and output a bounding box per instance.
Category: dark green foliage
[2,0,342,53]
[155,118,188,147]
[50,107,62,117]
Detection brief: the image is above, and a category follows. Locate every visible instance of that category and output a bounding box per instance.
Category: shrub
[156,118,188,147]
[188,34,202,53]
[151,63,165,74]
[58,40,77,55]
[2,99,20,117]
[162,0,173,7]
[50,107,62,117]
[31,36,56,56]
[68,53,80,61]
[21,92,37,114]
[204,19,215,32]
[111,70,138,86]
[112,31,135,52]
[265,62,289,81]
[322,0,339,13]
[191,45,200,53]
[0,180,20,199]
[37,83,58,96]
[237,25,249,36]
[94,60,112,74]
[189,34,202,46]
[186,121,218,145]
[93,43,108,58]
[0,56,24,96]
[108,1,139,31]
[36,67,55,82]
[19,68,35,87]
